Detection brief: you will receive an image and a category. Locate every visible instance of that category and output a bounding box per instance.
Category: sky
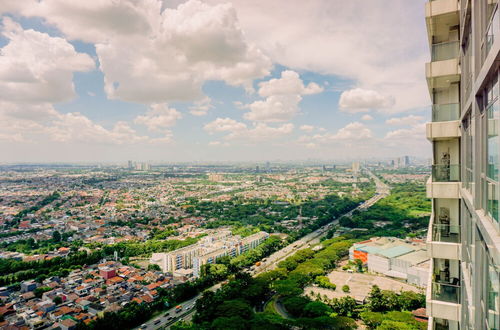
[0,0,431,163]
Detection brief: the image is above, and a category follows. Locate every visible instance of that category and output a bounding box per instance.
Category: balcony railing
[432,103,460,122]
[432,164,460,182]
[431,41,459,62]
[432,281,460,303]
[432,224,460,243]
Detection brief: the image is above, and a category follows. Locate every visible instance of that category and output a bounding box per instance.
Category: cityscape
[0,1,499,330]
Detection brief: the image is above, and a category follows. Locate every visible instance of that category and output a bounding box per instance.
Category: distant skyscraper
[127,160,133,169]
[352,162,360,175]
[404,155,410,167]
[425,1,499,329]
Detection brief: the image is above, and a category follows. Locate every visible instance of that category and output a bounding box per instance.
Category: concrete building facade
[425,0,500,328]
[150,231,269,278]
[349,237,430,288]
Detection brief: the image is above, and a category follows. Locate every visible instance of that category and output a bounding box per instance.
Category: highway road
[141,167,389,329]
[251,167,389,274]
[137,283,222,330]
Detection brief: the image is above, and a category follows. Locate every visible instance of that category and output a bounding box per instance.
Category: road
[252,167,389,274]
[142,168,388,329]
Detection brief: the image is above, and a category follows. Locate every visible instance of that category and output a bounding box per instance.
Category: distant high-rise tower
[425,1,499,329]
[404,155,410,167]
[127,160,133,169]
[351,162,360,175]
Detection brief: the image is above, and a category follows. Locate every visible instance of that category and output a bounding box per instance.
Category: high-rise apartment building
[425,0,499,329]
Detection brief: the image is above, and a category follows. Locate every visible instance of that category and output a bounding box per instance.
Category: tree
[215,299,254,320]
[52,231,61,243]
[329,296,358,318]
[34,286,52,298]
[314,276,336,290]
[53,296,63,305]
[398,291,425,311]
[250,313,288,330]
[273,280,302,297]
[360,311,384,329]
[282,296,309,317]
[302,301,332,318]
[354,258,363,272]
[211,316,249,330]
[147,264,161,271]
[367,285,386,312]
[342,284,350,293]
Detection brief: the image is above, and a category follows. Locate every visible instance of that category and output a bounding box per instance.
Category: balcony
[426,259,461,321]
[432,282,460,303]
[432,103,460,122]
[432,41,459,62]
[426,0,460,46]
[432,224,460,243]
[427,213,461,260]
[426,177,460,199]
[432,164,460,182]
[426,0,459,19]
[426,120,460,140]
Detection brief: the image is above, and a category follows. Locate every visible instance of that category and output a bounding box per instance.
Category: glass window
[487,256,499,330]
[485,76,499,223]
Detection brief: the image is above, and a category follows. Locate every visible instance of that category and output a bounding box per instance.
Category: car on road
[153,320,161,325]
[167,316,173,321]
[140,324,147,329]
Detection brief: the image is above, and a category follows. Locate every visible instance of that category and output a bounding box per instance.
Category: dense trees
[0,250,103,286]
[366,285,425,313]
[335,182,430,238]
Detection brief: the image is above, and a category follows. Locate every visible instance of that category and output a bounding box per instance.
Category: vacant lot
[305,270,423,303]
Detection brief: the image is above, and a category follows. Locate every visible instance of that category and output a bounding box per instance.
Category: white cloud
[361,114,373,121]
[207,0,429,113]
[204,117,293,142]
[384,123,427,151]
[23,0,271,104]
[258,70,323,97]
[243,70,323,122]
[134,104,182,132]
[298,122,373,148]
[385,123,426,141]
[47,114,149,144]
[299,125,315,132]
[189,97,214,116]
[230,122,293,141]
[0,18,94,110]
[204,117,247,133]
[339,88,394,113]
[385,115,424,126]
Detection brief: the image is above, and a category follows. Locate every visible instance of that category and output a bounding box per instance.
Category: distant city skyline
[0,0,429,162]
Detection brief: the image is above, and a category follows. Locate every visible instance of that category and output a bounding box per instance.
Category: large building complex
[150,231,269,278]
[349,237,430,288]
[425,0,499,329]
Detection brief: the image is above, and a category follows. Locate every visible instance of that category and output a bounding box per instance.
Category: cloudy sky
[0,0,430,163]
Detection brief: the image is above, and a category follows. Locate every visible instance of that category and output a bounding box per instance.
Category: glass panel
[487,262,500,330]
[432,224,460,243]
[432,41,459,62]
[432,282,460,303]
[488,98,499,223]
[488,101,499,181]
[432,164,460,182]
[432,103,460,122]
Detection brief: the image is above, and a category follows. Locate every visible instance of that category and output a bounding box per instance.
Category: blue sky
[0,0,430,163]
